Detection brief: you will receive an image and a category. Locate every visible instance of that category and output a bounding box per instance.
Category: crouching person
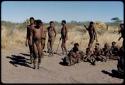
[68,43,81,65]
[110,41,119,60]
[93,43,107,62]
[102,43,112,60]
[62,43,81,66]
[83,47,96,65]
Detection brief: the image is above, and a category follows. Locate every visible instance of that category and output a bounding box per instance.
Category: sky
[1,1,124,23]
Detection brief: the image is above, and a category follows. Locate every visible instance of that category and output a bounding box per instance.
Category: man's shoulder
[27,25,30,28]
[47,26,50,30]
[27,24,35,28]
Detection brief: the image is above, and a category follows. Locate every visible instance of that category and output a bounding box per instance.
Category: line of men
[25,17,68,69]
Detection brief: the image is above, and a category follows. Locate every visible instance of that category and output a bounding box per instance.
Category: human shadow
[59,58,68,66]
[6,54,32,68]
[20,53,30,56]
[59,62,68,66]
[101,69,124,79]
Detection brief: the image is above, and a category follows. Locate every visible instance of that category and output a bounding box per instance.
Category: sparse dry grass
[1,25,122,51]
[1,26,26,49]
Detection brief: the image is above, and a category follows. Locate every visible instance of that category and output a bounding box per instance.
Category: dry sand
[1,45,124,84]
[1,27,124,84]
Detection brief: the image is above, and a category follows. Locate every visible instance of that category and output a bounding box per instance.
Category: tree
[111,17,122,23]
[111,17,122,26]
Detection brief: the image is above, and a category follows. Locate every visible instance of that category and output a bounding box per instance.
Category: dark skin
[40,23,47,50]
[84,22,98,49]
[47,22,56,55]
[93,44,101,56]
[118,23,125,49]
[68,44,80,65]
[60,22,68,55]
[31,20,43,69]
[84,48,92,62]
[111,42,119,56]
[25,18,35,64]
[102,43,111,59]
[84,48,96,65]
[93,43,106,62]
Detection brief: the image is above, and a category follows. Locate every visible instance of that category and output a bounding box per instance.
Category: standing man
[117,23,124,76]
[40,22,47,50]
[25,17,35,64]
[60,20,68,55]
[118,23,125,48]
[31,20,43,69]
[83,21,98,49]
[47,21,57,55]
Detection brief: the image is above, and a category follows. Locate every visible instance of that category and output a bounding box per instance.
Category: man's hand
[60,37,61,40]
[25,41,28,47]
[118,37,121,41]
[96,39,98,42]
[66,36,68,40]
[55,34,56,38]
[83,24,88,30]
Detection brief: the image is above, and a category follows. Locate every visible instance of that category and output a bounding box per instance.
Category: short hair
[74,43,79,47]
[120,23,123,26]
[30,17,34,20]
[104,43,109,47]
[86,48,90,51]
[35,19,43,25]
[90,21,94,24]
[62,20,66,24]
[50,21,54,24]
[95,43,99,46]
[112,41,116,45]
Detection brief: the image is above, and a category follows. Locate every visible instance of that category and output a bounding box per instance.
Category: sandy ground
[1,45,124,84]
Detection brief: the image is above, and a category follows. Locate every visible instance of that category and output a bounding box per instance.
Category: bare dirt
[1,46,124,84]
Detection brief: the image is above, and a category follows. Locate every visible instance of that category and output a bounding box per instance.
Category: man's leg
[33,43,38,69]
[43,39,45,50]
[63,39,67,55]
[61,39,64,55]
[36,42,42,69]
[29,45,33,64]
[50,40,53,55]
[88,37,94,49]
[123,39,125,49]
[51,37,55,55]
[41,39,44,50]
[47,40,51,55]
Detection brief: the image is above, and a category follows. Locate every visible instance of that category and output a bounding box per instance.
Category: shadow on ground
[101,69,124,79]
[20,53,30,56]
[6,54,32,68]
[59,58,68,66]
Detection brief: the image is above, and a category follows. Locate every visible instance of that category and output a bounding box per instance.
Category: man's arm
[25,26,29,46]
[93,27,98,42]
[30,28,33,46]
[118,36,122,41]
[53,27,57,37]
[65,26,68,40]
[83,24,88,30]
[106,25,109,30]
